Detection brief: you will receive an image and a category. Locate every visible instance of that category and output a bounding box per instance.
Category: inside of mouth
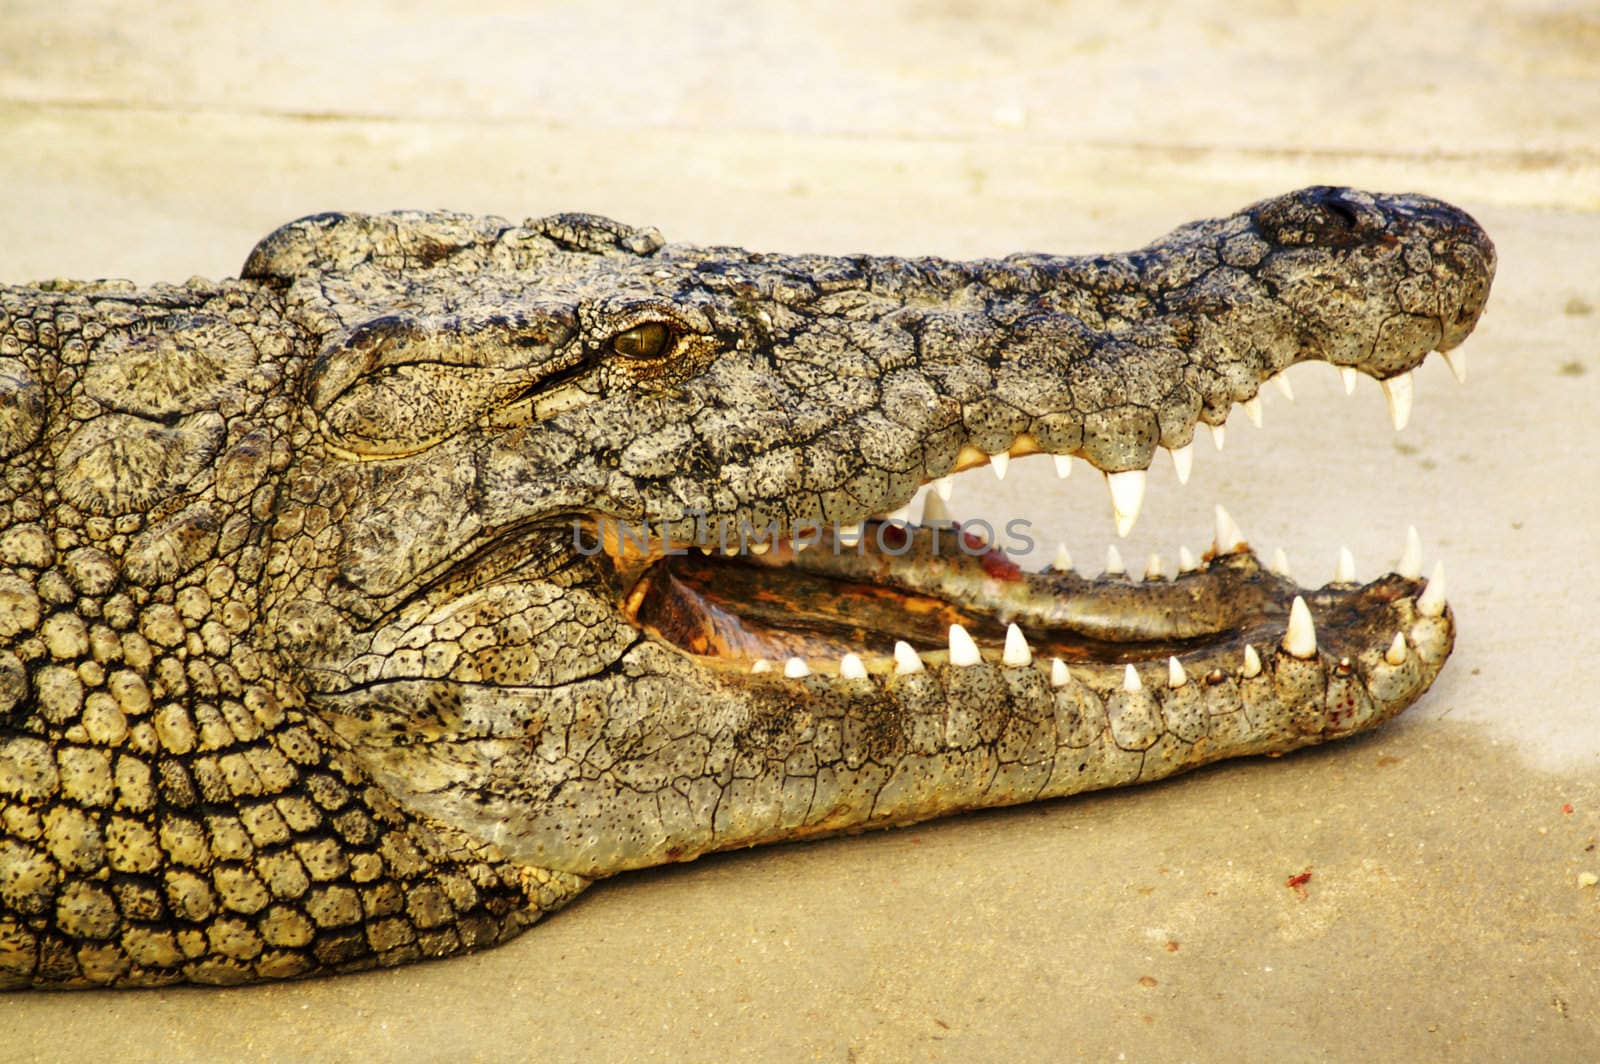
[627,539,1416,679]
[631,549,1229,666]
[619,505,1419,674]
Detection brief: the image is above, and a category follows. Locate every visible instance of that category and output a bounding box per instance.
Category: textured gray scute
[80,315,256,418]
[0,187,1492,987]
[55,412,226,515]
[0,358,44,460]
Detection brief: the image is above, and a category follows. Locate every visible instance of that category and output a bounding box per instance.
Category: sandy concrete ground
[1,1,1597,1059]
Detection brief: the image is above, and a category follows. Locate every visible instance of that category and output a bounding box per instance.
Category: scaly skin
[0,187,1494,987]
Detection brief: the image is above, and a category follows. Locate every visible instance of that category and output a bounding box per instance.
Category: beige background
[2,1,1597,1059]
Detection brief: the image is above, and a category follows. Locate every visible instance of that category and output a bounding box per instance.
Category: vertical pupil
[616,323,668,357]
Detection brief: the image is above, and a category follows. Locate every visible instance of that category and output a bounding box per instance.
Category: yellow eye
[611,322,671,359]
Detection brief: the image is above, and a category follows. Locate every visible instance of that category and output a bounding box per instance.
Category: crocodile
[0,186,1494,988]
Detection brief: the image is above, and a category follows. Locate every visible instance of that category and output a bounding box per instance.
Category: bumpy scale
[0,187,1493,986]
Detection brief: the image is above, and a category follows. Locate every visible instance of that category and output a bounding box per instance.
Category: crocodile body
[0,187,1493,988]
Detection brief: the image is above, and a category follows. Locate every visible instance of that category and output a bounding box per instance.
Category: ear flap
[307,310,580,458]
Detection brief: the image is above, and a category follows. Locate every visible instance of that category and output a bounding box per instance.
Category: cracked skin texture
[0,186,1494,988]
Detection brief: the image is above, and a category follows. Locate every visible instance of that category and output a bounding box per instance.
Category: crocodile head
[248,186,1492,750]
[0,186,1494,986]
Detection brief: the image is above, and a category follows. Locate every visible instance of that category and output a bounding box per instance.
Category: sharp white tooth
[989,450,1010,480]
[751,659,774,674]
[1339,366,1358,395]
[1385,633,1408,666]
[698,545,715,556]
[839,652,868,680]
[934,474,955,501]
[836,523,862,547]
[1209,423,1226,450]
[783,657,811,678]
[921,491,951,526]
[1441,349,1467,384]
[1122,664,1142,693]
[1050,658,1071,687]
[893,640,924,675]
[1417,561,1447,617]
[1052,453,1073,478]
[749,540,772,555]
[1398,525,1422,580]
[1273,373,1296,401]
[1002,624,1032,666]
[1105,545,1126,575]
[1382,371,1414,431]
[1284,596,1318,659]
[1243,396,1263,427]
[1178,545,1198,572]
[1053,542,1074,573]
[884,502,912,524]
[1242,644,1262,678]
[1107,469,1146,538]
[1167,656,1187,688]
[1145,553,1164,580]
[1170,442,1193,485]
[1270,547,1292,578]
[948,623,982,667]
[1335,546,1356,583]
[1213,505,1246,553]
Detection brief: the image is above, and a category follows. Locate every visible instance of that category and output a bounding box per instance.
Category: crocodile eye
[611,322,671,359]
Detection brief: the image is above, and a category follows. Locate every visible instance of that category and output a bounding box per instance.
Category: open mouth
[632,519,1432,666]
[608,371,1452,731]
[540,186,1493,739]
[622,511,1443,684]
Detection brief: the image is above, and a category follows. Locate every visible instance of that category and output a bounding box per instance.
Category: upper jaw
[596,190,1489,696]
[511,186,1497,551]
[869,194,1495,533]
